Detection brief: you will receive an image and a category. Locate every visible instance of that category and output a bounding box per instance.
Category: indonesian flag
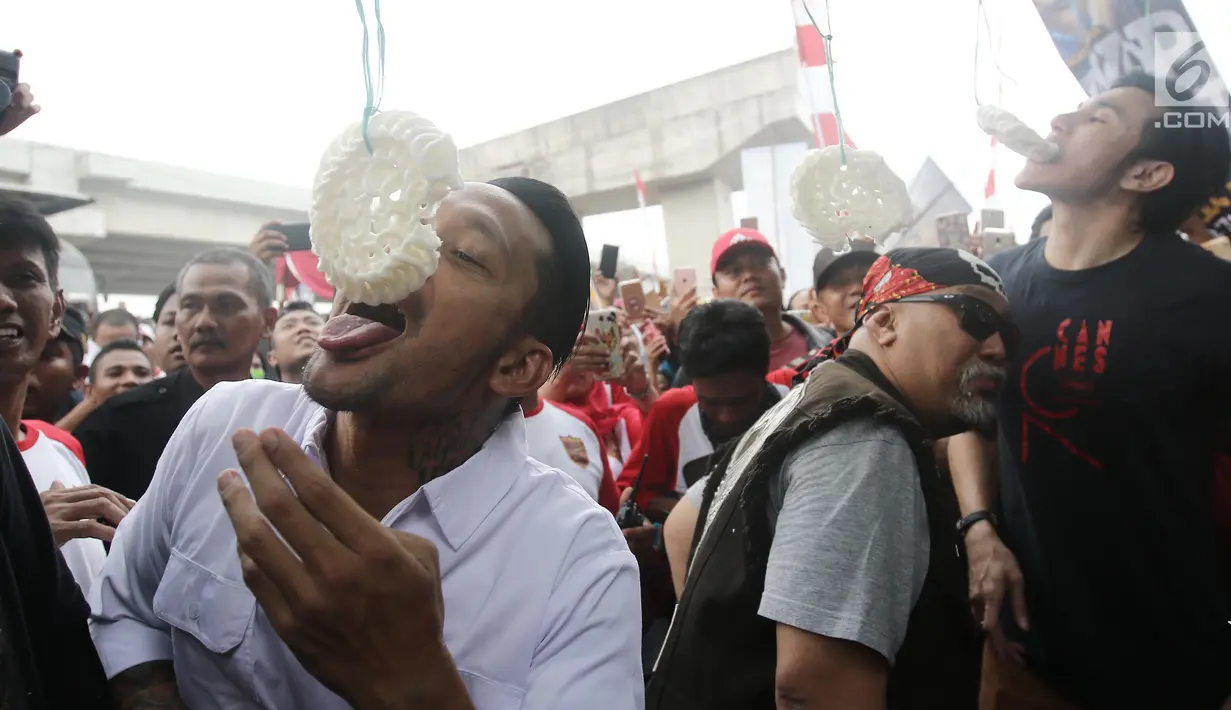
[633,170,659,278]
[985,135,997,203]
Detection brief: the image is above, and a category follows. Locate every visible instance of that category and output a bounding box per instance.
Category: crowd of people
[0,71,1229,710]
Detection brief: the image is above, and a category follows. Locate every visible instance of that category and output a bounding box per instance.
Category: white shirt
[83,338,100,367]
[89,380,644,710]
[523,400,607,501]
[19,424,107,596]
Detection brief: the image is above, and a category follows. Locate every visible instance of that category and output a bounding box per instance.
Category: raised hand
[219,428,472,710]
[0,83,40,136]
[249,222,289,263]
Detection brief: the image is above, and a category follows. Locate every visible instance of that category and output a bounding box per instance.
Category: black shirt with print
[0,420,109,708]
[987,236,1231,709]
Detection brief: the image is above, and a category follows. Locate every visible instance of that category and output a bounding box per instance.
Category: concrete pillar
[660,178,734,298]
[740,143,813,298]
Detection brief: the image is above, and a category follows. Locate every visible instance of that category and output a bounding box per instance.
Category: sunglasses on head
[892,293,1019,357]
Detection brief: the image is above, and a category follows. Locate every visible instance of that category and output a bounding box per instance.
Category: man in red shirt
[617,300,785,517]
[667,230,828,387]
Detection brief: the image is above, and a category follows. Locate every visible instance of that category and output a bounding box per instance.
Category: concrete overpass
[460,49,810,284]
[0,48,811,297]
[0,139,310,297]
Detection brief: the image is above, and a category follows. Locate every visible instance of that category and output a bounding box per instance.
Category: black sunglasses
[892,293,1019,357]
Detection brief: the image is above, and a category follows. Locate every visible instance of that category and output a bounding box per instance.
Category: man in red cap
[705,228,830,371]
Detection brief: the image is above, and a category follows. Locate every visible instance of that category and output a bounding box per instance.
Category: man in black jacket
[0,419,110,708]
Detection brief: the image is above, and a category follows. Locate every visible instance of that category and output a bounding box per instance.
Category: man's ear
[489,336,555,400]
[48,290,66,340]
[808,288,831,327]
[74,363,89,390]
[861,306,898,348]
[261,306,277,339]
[1121,158,1175,195]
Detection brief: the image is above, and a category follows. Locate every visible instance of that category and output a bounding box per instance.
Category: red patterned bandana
[794,247,1005,382]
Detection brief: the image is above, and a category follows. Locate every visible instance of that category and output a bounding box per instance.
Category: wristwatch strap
[956,510,998,538]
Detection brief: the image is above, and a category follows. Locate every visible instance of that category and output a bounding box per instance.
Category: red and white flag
[633,170,659,278]
[984,135,997,203]
[791,0,855,149]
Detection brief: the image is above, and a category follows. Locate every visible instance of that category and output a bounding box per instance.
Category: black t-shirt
[0,420,110,708]
[988,236,1231,709]
[76,367,206,499]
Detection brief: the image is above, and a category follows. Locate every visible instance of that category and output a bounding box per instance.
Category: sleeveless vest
[645,358,981,710]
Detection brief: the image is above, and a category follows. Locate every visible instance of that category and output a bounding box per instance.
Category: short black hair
[678,299,771,378]
[50,336,85,372]
[88,338,151,384]
[153,283,177,323]
[277,300,316,323]
[1030,204,1053,241]
[91,309,140,337]
[176,247,274,310]
[1111,71,1231,235]
[0,196,60,289]
[487,177,591,374]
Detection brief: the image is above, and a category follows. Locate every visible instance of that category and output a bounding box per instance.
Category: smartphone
[599,244,620,280]
[0,50,21,118]
[935,212,971,250]
[672,267,696,297]
[980,208,1006,230]
[271,223,312,252]
[619,280,646,321]
[584,307,624,380]
[981,227,1015,257]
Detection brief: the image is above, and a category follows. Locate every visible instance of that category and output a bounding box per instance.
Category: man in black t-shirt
[949,72,1231,710]
[0,419,110,709]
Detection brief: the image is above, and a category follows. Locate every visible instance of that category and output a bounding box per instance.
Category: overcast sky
[5,0,1230,306]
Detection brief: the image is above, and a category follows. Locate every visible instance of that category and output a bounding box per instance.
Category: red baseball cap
[711,228,776,276]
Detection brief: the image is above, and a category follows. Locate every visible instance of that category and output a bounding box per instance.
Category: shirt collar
[298,405,529,552]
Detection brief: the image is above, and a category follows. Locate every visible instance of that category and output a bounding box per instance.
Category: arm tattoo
[110,661,188,710]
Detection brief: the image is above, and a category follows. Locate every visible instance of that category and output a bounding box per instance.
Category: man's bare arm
[946,432,997,523]
[110,661,187,710]
[775,623,887,710]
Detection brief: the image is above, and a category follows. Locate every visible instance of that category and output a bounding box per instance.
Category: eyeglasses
[892,293,1019,358]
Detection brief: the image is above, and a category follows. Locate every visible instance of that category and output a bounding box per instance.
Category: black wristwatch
[955,510,998,538]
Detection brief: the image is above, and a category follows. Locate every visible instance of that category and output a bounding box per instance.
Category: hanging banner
[1033,0,1231,236]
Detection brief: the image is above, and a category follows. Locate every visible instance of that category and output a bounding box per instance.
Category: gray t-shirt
[757,418,929,665]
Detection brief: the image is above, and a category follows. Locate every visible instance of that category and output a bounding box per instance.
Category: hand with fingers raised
[219,428,473,710]
[40,481,136,546]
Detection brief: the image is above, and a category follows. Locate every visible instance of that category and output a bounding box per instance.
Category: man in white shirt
[18,423,108,594]
[90,177,644,710]
[522,389,619,512]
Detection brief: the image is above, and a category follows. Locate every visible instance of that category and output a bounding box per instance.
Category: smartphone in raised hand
[270,223,313,252]
[619,280,646,321]
[599,244,620,280]
[672,267,696,297]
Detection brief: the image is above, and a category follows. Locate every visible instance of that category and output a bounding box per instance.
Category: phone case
[672,268,696,297]
[619,280,646,320]
[584,308,624,380]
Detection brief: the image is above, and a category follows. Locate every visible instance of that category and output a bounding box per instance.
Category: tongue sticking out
[317,314,401,352]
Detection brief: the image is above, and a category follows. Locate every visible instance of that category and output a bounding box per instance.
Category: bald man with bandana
[649,247,1018,710]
